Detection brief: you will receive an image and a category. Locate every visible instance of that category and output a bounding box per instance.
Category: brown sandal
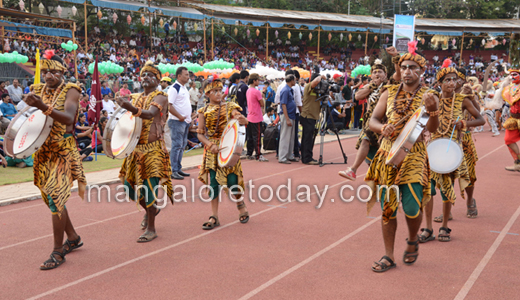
[237,202,249,223]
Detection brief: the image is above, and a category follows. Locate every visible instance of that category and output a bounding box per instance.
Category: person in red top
[503,69,520,171]
[119,83,131,97]
[92,117,108,153]
[245,73,268,162]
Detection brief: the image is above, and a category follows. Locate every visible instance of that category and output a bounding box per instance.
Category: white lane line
[239,216,381,300]
[454,203,520,300]
[0,153,351,251]
[27,178,353,300]
[0,203,44,214]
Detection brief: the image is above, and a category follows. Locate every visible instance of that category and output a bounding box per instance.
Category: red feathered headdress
[442,58,452,69]
[43,49,55,60]
[407,41,418,55]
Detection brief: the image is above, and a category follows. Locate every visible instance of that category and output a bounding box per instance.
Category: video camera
[314,79,341,96]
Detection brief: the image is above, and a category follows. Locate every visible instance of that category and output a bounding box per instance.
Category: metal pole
[211,18,214,60]
[73,22,78,80]
[148,0,152,52]
[203,17,206,62]
[317,24,321,59]
[459,29,465,68]
[84,1,87,51]
[266,22,269,63]
[365,29,368,56]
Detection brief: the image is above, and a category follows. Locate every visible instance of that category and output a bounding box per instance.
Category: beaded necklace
[393,83,422,115]
[436,93,456,136]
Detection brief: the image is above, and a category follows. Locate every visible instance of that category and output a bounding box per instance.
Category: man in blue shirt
[278,75,297,164]
[0,93,17,120]
[265,81,275,108]
[100,81,112,97]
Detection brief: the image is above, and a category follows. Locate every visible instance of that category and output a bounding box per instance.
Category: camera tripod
[312,95,348,167]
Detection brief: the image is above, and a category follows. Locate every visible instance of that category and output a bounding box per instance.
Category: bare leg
[420,197,434,240]
[439,201,452,241]
[507,143,520,160]
[63,208,79,241]
[137,199,158,242]
[351,139,370,173]
[404,212,422,263]
[372,218,397,270]
[40,211,68,269]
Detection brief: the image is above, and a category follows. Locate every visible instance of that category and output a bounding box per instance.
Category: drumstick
[447,116,460,152]
[377,112,412,143]
[218,146,229,152]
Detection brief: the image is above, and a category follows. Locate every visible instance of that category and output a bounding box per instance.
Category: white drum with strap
[4,106,53,159]
[427,138,464,174]
[218,119,246,168]
[386,106,429,167]
[103,107,142,159]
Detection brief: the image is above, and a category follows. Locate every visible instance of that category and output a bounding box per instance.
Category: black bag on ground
[263,125,278,151]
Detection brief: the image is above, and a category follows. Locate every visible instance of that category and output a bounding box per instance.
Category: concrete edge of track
[0,134,358,206]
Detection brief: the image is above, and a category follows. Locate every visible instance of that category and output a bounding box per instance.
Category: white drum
[218,119,246,168]
[427,138,464,174]
[386,106,429,167]
[4,106,53,159]
[103,107,142,159]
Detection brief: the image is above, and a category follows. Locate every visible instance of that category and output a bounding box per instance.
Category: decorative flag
[88,58,103,127]
[34,48,41,84]
[127,15,131,25]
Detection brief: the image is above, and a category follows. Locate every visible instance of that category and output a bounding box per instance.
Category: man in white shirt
[188,81,199,112]
[167,67,192,180]
[102,95,116,115]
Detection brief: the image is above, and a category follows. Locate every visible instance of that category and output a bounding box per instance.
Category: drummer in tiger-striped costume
[196,76,250,230]
[115,61,173,243]
[339,48,399,181]
[419,61,484,244]
[365,41,440,272]
[24,50,86,270]
[432,68,482,223]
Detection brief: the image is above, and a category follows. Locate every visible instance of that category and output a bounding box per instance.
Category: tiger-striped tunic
[118,90,174,204]
[365,85,431,224]
[430,94,471,204]
[31,83,87,218]
[462,106,479,185]
[197,102,245,194]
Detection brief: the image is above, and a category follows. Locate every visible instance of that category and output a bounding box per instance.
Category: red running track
[0,129,519,300]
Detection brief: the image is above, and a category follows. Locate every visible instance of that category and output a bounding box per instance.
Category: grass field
[0,147,204,186]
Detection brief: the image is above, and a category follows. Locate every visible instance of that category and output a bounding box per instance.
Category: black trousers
[343,108,352,129]
[246,122,262,158]
[300,116,317,163]
[293,113,301,158]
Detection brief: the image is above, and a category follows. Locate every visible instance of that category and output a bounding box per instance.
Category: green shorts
[47,195,65,214]
[208,169,240,199]
[124,177,161,208]
[380,182,423,219]
[430,179,449,202]
[365,145,378,166]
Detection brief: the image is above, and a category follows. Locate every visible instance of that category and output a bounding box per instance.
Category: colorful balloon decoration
[61,40,78,52]
[0,51,29,64]
[88,61,124,75]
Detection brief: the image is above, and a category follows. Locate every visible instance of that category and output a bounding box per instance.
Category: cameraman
[342,78,354,129]
[300,73,326,165]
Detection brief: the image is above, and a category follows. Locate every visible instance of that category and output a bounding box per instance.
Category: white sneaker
[492,132,500,137]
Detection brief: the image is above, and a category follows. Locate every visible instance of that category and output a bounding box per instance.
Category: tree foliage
[206,0,520,19]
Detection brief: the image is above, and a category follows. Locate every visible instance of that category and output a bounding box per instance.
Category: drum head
[111,111,137,156]
[387,106,424,164]
[4,106,53,159]
[427,138,464,174]
[218,120,239,167]
[103,107,142,159]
